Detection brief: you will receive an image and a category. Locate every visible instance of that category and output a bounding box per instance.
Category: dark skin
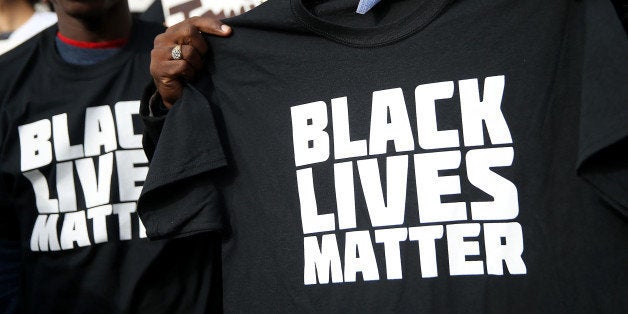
[150,17,231,108]
[49,0,230,81]
[51,0,133,42]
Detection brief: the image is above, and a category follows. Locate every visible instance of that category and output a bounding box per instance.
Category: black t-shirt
[139,0,628,312]
[0,20,221,314]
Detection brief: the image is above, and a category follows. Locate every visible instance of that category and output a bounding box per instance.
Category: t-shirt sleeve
[0,189,19,242]
[0,200,19,247]
[576,0,628,216]
[139,81,167,162]
[0,239,20,313]
[137,84,228,239]
[0,109,19,242]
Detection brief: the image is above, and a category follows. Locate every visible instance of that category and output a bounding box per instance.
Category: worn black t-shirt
[0,20,221,314]
[139,0,628,312]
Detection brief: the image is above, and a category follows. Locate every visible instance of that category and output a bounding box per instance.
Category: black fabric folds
[138,85,227,238]
[576,0,628,216]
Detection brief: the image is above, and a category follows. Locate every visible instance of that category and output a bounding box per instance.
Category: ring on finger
[171,44,183,60]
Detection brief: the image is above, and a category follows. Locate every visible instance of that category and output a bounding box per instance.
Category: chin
[55,0,124,19]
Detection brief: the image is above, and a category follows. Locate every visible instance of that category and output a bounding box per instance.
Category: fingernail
[221,24,231,33]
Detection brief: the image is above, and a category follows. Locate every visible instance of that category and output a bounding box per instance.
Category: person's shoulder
[134,19,166,39]
[0,33,41,81]
[0,29,47,104]
[222,0,297,29]
[130,19,166,50]
[0,27,46,62]
[205,0,301,48]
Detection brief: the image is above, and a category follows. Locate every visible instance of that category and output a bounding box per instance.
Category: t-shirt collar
[290,0,452,47]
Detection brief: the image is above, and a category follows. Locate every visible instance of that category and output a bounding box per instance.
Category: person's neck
[0,0,35,33]
[56,2,133,42]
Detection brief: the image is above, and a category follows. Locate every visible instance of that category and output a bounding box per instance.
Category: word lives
[290,75,527,285]
[19,101,148,252]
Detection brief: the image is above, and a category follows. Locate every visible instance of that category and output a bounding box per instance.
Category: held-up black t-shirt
[139,0,628,312]
[0,20,221,314]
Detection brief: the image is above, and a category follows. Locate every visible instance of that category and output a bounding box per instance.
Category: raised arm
[151,16,231,108]
[141,16,231,160]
